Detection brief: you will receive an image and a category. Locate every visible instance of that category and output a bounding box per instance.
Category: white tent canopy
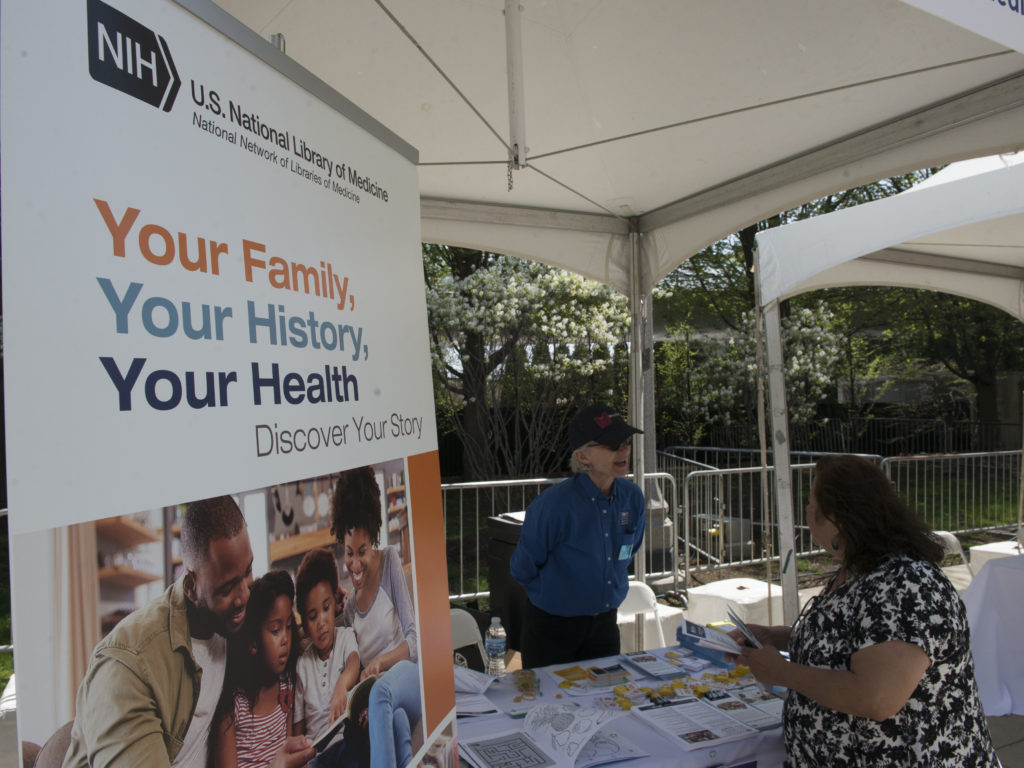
[196,0,1024,297]
[755,153,1024,621]
[186,0,1024,586]
[758,153,1024,317]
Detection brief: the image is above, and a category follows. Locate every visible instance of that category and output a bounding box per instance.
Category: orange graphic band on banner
[408,450,455,732]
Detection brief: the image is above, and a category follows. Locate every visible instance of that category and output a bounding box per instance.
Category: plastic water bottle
[486,616,507,676]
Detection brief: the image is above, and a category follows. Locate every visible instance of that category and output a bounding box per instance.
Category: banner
[900,0,1024,55]
[1,0,455,762]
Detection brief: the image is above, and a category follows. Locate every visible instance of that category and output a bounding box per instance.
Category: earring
[830,537,841,551]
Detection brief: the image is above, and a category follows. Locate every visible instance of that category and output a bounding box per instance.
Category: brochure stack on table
[455,640,786,768]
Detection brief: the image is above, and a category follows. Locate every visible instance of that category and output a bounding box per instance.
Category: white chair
[935,530,974,574]
[617,581,666,649]
[934,530,974,592]
[450,608,487,671]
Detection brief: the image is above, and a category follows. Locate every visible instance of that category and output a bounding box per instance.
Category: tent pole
[629,226,647,584]
[753,247,775,626]
[765,299,800,624]
[628,227,648,650]
[1018,389,1023,543]
[504,0,527,171]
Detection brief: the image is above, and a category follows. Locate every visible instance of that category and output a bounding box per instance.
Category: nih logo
[87,0,181,111]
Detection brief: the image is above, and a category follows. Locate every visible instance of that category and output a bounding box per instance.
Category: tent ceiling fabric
[209,0,1024,294]
[753,151,1024,622]
[755,154,1024,320]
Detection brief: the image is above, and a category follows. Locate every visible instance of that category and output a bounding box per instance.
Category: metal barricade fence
[441,472,678,602]
[1,451,1019,654]
[668,451,1021,586]
[677,463,819,585]
[440,450,1022,601]
[881,451,1022,533]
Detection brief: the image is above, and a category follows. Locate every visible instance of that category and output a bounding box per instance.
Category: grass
[899,473,1019,532]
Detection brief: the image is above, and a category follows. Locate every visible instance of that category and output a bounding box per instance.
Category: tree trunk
[973,376,1000,424]
[460,330,496,481]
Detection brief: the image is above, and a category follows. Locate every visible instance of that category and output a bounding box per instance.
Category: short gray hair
[569,450,590,475]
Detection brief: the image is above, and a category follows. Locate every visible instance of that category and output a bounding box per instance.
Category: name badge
[618,544,632,560]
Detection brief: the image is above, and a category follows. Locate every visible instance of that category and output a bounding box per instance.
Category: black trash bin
[487,512,529,653]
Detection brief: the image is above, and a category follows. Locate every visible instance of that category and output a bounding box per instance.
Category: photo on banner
[1,0,457,764]
[12,459,452,766]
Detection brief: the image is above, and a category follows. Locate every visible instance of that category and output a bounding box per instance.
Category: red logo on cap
[593,412,613,428]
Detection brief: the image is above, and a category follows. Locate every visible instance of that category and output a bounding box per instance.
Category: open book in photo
[312,675,377,753]
[460,703,648,768]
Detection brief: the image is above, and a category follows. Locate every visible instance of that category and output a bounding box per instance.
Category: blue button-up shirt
[510,473,646,617]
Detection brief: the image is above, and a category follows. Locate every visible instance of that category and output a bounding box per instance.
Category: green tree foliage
[655,304,843,445]
[657,166,1024,441]
[654,171,940,445]
[875,290,1024,423]
[424,244,630,479]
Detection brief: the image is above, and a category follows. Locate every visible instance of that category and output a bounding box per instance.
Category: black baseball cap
[568,404,642,451]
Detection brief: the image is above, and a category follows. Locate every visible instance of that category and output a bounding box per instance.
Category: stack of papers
[726,607,763,649]
[620,651,681,678]
[461,703,648,768]
[682,619,742,654]
[632,695,759,751]
[454,665,496,694]
[456,694,500,718]
[681,608,763,655]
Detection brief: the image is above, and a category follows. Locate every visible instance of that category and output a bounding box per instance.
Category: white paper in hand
[726,607,762,649]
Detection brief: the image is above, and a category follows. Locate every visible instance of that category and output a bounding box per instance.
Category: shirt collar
[575,471,617,500]
[168,578,194,658]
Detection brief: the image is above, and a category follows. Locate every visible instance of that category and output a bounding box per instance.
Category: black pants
[520,600,620,669]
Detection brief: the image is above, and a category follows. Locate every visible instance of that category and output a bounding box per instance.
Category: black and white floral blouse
[785,555,998,767]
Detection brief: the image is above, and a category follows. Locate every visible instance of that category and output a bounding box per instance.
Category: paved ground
[989,714,1024,766]
[0,715,19,768]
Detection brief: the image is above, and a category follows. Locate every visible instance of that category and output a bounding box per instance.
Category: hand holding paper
[727,607,763,649]
[682,619,743,654]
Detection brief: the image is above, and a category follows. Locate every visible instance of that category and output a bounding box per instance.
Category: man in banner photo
[63,496,316,768]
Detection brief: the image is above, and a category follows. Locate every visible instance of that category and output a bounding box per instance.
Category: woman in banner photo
[735,455,998,768]
[510,404,646,669]
[212,570,301,768]
[331,465,422,768]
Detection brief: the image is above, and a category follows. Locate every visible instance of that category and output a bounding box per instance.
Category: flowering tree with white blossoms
[424,244,630,479]
[656,302,843,445]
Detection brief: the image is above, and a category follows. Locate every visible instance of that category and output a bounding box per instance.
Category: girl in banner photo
[212,570,300,768]
[331,465,421,768]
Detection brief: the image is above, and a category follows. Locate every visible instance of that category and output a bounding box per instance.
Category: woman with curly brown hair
[331,465,420,768]
[736,454,997,767]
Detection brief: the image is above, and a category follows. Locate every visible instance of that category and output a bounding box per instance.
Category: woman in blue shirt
[511,404,645,668]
